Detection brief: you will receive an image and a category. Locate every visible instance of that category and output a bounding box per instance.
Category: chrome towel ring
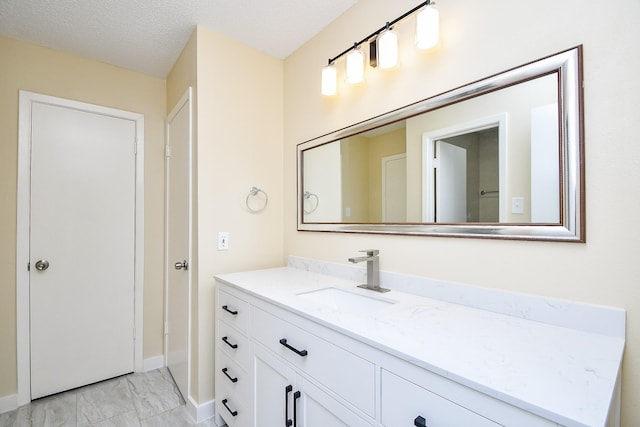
[303,191,319,214]
[246,186,268,213]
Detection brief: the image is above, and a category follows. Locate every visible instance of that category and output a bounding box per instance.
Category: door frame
[16,91,145,406]
[164,87,193,400]
[422,113,507,222]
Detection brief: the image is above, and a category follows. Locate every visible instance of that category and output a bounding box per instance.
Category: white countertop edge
[288,255,626,339]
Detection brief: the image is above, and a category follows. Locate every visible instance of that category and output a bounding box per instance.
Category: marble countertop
[215,265,624,427]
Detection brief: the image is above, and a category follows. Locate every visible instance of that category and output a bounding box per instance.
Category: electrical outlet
[217,232,229,251]
[512,197,525,214]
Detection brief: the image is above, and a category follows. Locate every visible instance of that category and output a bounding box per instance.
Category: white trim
[164,87,193,403]
[143,356,165,372]
[187,397,215,424]
[16,91,145,405]
[422,113,508,222]
[0,394,17,415]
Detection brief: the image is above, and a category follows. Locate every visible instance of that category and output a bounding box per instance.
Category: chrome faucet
[348,249,389,293]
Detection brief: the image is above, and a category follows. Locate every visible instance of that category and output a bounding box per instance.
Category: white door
[436,141,467,222]
[531,104,560,223]
[29,101,136,399]
[165,88,192,401]
[382,154,407,222]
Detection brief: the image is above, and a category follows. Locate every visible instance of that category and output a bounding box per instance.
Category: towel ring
[303,191,319,214]
[246,186,268,213]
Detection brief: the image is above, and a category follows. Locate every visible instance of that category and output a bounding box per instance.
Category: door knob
[174,260,188,271]
[34,260,50,271]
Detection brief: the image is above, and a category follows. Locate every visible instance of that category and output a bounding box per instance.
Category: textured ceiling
[0,0,358,77]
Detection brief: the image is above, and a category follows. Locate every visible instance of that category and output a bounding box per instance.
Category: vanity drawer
[218,320,251,371]
[216,375,251,427]
[218,288,250,334]
[250,305,375,417]
[381,370,500,427]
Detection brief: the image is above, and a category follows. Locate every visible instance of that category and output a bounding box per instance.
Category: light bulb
[345,48,365,84]
[416,3,439,50]
[378,28,398,69]
[321,64,337,96]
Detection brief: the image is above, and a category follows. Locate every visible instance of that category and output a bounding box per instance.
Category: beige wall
[166,26,285,404]
[0,36,166,397]
[283,0,640,425]
[193,26,284,402]
[367,128,406,221]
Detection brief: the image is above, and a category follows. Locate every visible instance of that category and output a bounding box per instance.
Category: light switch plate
[217,232,229,251]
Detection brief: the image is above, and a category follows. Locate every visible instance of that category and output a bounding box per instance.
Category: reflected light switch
[345,207,351,218]
[512,197,525,214]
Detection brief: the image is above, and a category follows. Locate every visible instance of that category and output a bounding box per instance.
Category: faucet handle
[359,249,379,256]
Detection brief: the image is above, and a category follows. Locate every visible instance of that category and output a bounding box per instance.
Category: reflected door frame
[422,113,507,222]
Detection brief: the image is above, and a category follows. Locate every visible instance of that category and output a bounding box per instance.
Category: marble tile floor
[0,368,218,427]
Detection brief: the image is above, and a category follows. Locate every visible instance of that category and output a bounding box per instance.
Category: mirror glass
[298,47,584,241]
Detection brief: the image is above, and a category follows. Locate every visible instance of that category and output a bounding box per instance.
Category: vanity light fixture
[321,63,338,96]
[345,44,365,84]
[377,23,398,69]
[320,0,439,96]
[415,2,439,49]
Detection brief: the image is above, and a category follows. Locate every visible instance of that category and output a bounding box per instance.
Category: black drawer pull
[222,398,238,417]
[279,338,308,357]
[222,305,238,315]
[293,390,301,427]
[221,367,238,383]
[285,385,293,427]
[222,336,238,349]
[414,415,427,427]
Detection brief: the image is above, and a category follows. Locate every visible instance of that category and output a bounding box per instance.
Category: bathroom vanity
[214,257,624,427]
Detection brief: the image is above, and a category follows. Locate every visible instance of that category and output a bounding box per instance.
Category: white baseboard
[187,396,215,424]
[0,393,17,415]
[142,355,165,372]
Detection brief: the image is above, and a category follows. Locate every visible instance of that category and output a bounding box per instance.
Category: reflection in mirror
[298,47,584,241]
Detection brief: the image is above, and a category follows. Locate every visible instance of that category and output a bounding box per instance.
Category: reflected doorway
[422,113,507,223]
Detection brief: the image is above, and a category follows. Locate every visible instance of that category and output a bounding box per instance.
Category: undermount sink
[296,287,396,313]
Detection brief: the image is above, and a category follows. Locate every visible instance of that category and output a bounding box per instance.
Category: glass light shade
[416,3,439,49]
[345,49,365,84]
[321,64,337,96]
[377,29,398,69]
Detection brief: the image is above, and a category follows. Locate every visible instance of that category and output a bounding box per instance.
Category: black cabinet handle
[414,415,427,427]
[222,305,238,315]
[222,336,238,349]
[222,398,238,417]
[279,338,308,357]
[293,391,301,427]
[221,367,238,383]
[285,385,293,427]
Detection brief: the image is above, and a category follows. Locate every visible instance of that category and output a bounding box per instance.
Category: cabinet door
[254,347,373,427]
[255,347,294,427]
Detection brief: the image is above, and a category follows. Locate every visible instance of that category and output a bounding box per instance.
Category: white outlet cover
[512,197,525,214]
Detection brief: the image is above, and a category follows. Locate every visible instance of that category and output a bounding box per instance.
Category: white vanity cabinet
[216,284,374,427]
[215,265,624,427]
